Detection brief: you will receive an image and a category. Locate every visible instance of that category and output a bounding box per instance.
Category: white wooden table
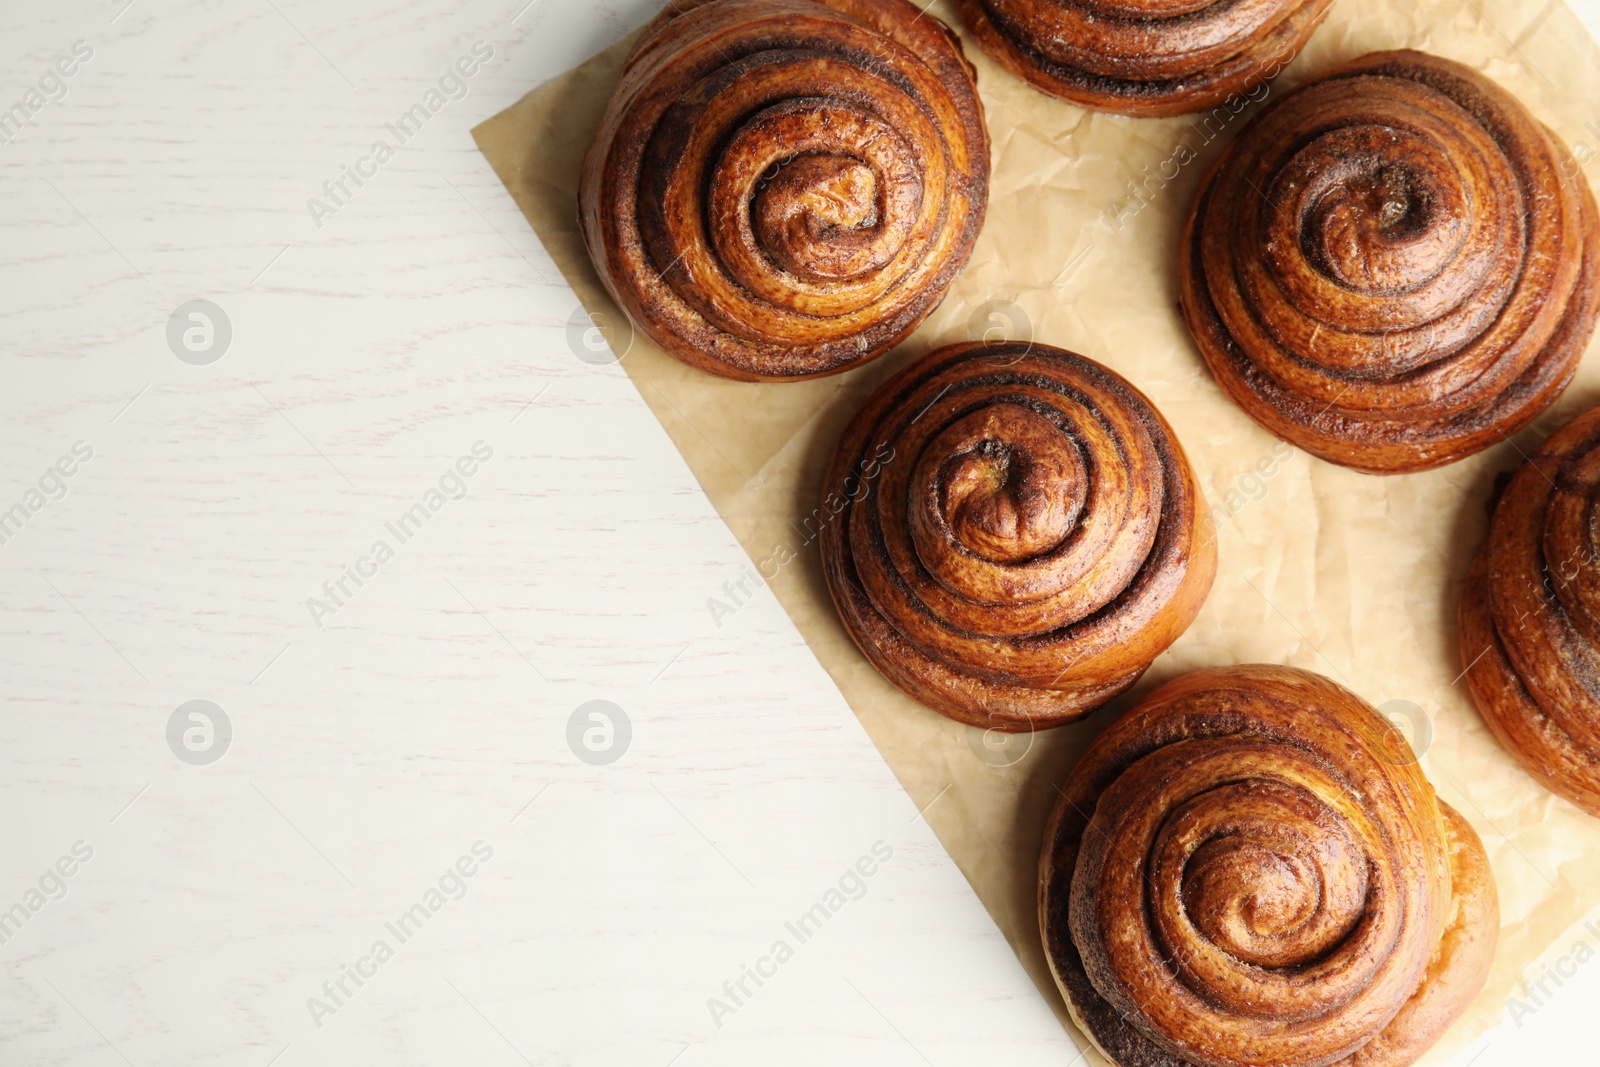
[2,2,1597,1064]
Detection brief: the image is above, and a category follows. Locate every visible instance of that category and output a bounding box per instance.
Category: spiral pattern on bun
[956,0,1331,117]
[1040,666,1498,1067]
[820,342,1216,731]
[1181,50,1600,474]
[1462,407,1600,817]
[579,0,990,381]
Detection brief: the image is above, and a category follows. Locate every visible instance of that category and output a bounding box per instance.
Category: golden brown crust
[1180,50,1600,474]
[955,0,1332,117]
[1039,666,1499,1067]
[578,0,990,381]
[1460,406,1600,817]
[1337,804,1498,1067]
[820,342,1216,731]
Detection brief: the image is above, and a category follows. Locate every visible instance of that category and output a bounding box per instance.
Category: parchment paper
[475,2,1600,1060]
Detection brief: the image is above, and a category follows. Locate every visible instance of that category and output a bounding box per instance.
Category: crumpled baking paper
[473,1,1600,1060]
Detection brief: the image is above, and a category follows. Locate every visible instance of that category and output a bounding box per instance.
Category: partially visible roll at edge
[1461,405,1600,818]
[956,0,1332,117]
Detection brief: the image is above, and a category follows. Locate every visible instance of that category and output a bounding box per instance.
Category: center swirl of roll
[582,0,990,380]
[1255,117,1499,367]
[1270,124,1470,303]
[633,28,969,353]
[1306,161,1457,292]
[873,372,1162,632]
[752,152,887,280]
[697,84,930,315]
[917,404,1085,569]
[719,93,925,290]
[1160,780,1369,974]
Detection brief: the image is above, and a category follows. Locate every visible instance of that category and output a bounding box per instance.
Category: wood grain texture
[0,2,1073,1065]
[3,0,1600,1064]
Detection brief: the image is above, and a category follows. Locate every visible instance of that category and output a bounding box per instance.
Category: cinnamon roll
[1181,50,1600,474]
[956,0,1332,117]
[820,341,1216,731]
[579,0,990,381]
[1040,665,1498,1067]
[1461,406,1600,817]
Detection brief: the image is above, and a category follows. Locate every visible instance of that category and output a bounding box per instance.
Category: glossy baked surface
[579,0,990,381]
[1462,406,1600,817]
[1039,665,1499,1067]
[956,0,1332,116]
[1181,50,1600,474]
[820,341,1216,731]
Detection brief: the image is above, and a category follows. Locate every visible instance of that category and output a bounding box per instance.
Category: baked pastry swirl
[1181,50,1600,474]
[820,341,1216,731]
[956,0,1332,117]
[1461,406,1600,817]
[579,0,990,381]
[1040,666,1498,1067]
